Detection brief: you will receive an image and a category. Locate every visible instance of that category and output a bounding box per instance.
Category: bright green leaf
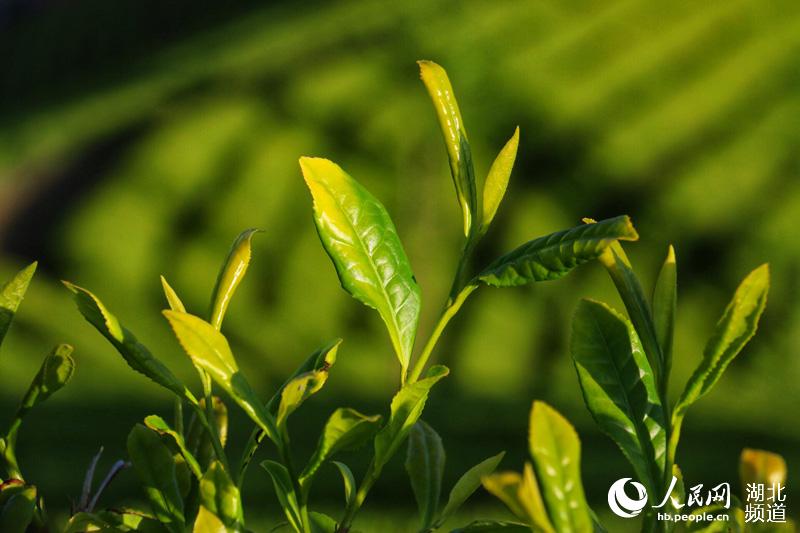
[482,466,554,532]
[374,365,449,471]
[127,424,185,533]
[309,512,337,533]
[163,310,279,444]
[301,408,381,484]
[405,420,445,529]
[198,461,243,530]
[528,401,592,532]
[145,415,202,480]
[481,127,519,233]
[570,299,666,493]
[674,264,769,415]
[418,60,477,237]
[477,216,638,287]
[64,282,191,400]
[300,157,421,375]
[209,229,259,330]
[652,245,677,382]
[0,262,36,349]
[436,451,505,528]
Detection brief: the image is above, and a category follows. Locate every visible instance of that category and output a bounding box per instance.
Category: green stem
[407,284,477,384]
[188,398,230,474]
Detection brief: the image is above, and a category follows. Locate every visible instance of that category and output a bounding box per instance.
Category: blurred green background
[1,0,798,530]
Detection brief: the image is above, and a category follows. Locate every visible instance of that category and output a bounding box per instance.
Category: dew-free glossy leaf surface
[276,370,328,431]
[570,299,666,493]
[209,229,259,330]
[300,157,421,374]
[193,506,227,533]
[481,127,519,233]
[477,216,638,287]
[436,451,505,527]
[0,262,36,349]
[127,424,185,533]
[374,365,449,470]
[405,420,445,529]
[528,401,592,532]
[301,408,381,483]
[675,264,769,416]
[64,282,189,399]
[160,276,186,313]
[418,60,476,236]
[163,310,279,443]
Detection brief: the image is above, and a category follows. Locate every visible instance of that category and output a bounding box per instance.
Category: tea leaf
[418,60,477,236]
[477,216,638,287]
[674,265,769,418]
[451,520,531,532]
[160,276,186,313]
[64,282,191,400]
[528,401,592,532]
[301,408,381,483]
[193,506,227,533]
[520,462,555,533]
[300,157,421,375]
[163,310,280,444]
[596,242,664,383]
[198,461,243,530]
[0,262,36,349]
[127,424,185,533]
[652,245,677,379]
[405,420,445,529]
[0,484,36,533]
[19,343,75,412]
[331,461,356,509]
[739,448,786,488]
[209,229,259,330]
[482,466,553,532]
[309,512,337,533]
[570,299,666,493]
[261,460,303,532]
[374,365,449,470]
[145,415,202,479]
[436,451,505,527]
[481,127,519,233]
[276,370,329,431]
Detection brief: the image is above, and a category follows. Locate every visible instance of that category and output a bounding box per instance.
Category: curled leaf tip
[666,244,676,263]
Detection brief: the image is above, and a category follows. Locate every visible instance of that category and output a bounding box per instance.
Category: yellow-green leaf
[739,448,786,488]
[528,402,592,532]
[0,262,36,349]
[163,310,279,444]
[0,484,36,533]
[193,506,227,533]
[674,265,769,419]
[198,461,242,530]
[276,370,329,431]
[652,245,677,378]
[481,127,519,233]
[19,343,75,412]
[160,276,187,313]
[418,60,477,236]
[209,229,259,330]
[145,415,202,480]
[300,157,421,375]
[374,365,449,471]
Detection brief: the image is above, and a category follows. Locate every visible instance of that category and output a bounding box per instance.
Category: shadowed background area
[0,0,798,530]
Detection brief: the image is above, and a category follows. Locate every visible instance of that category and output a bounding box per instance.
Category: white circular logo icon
[608,478,648,518]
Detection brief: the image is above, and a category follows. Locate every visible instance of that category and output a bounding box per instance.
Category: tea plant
[471,237,784,532]
[61,60,638,532]
[0,263,76,532]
